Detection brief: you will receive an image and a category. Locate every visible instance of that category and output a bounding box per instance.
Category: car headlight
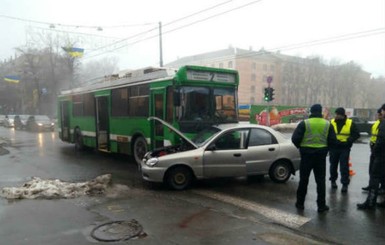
[145,157,159,167]
[38,123,43,126]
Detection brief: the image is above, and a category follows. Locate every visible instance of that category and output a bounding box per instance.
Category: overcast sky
[1,0,384,77]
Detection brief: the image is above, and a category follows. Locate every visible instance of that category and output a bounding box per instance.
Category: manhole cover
[91,219,144,242]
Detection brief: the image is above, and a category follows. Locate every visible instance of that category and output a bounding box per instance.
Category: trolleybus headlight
[146,157,159,167]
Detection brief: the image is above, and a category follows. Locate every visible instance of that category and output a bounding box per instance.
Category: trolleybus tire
[133,136,147,165]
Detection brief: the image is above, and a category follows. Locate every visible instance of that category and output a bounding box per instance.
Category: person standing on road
[358,103,385,209]
[329,107,360,193]
[362,108,385,193]
[292,104,337,213]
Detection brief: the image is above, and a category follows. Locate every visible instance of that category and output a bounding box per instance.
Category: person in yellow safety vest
[292,104,337,213]
[362,108,385,193]
[329,107,360,193]
[358,103,385,210]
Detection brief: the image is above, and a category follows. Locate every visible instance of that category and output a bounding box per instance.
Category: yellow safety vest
[300,118,330,148]
[331,118,352,142]
[370,120,381,144]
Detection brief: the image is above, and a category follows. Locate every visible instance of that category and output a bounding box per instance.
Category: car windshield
[20,115,29,120]
[35,115,51,122]
[191,127,221,146]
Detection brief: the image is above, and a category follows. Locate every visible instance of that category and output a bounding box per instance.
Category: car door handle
[268,148,275,151]
[233,153,241,157]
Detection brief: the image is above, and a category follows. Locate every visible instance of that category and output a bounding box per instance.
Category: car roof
[214,123,271,131]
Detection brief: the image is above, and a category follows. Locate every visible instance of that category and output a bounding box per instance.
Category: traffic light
[263,87,275,102]
[264,87,269,101]
[269,87,275,101]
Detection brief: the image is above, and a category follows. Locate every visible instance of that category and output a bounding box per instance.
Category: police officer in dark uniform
[329,107,360,193]
[292,104,337,213]
[358,103,385,209]
[362,108,385,192]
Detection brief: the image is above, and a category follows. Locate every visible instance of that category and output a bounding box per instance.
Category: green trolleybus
[58,65,239,164]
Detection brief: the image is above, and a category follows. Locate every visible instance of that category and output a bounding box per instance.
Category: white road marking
[193,189,311,228]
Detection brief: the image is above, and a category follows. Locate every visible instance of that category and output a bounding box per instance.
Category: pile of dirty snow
[0,174,123,199]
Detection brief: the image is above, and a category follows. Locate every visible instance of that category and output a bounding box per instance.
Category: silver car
[141,117,300,190]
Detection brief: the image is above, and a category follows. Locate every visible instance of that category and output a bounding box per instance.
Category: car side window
[214,129,249,150]
[248,128,277,146]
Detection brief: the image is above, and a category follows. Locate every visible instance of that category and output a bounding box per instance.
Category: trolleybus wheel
[133,136,147,165]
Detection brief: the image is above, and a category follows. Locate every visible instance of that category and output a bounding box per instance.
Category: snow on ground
[0,174,130,199]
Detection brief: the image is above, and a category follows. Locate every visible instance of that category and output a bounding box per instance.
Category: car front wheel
[269,160,291,183]
[166,166,193,190]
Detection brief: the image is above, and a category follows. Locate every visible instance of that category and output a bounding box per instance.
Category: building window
[252,62,256,70]
[250,85,256,93]
[263,64,268,71]
[263,75,267,83]
[251,73,256,81]
[270,65,275,71]
[219,63,223,68]
[228,61,233,68]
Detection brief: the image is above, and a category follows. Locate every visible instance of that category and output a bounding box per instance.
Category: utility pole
[159,22,163,67]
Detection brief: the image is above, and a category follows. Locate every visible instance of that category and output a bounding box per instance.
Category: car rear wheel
[269,160,291,183]
[166,166,193,190]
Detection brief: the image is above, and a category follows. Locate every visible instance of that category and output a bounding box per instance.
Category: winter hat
[377,108,382,114]
[381,103,385,111]
[335,107,345,116]
[310,104,322,114]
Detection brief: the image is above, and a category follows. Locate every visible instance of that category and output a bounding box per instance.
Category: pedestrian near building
[292,104,337,213]
[358,103,385,209]
[362,108,385,193]
[329,107,360,193]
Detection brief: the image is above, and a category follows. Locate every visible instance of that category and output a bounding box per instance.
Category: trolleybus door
[95,96,109,151]
[60,101,70,141]
[152,90,165,148]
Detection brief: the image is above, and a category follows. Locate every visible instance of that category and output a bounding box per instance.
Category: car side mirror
[206,144,216,151]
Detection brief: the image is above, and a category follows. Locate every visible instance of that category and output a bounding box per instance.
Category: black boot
[362,185,370,191]
[357,189,377,210]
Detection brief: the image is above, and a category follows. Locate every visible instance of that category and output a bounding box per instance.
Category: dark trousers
[329,148,350,185]
[297,151,327,207]
[369,155,385,190]
[368,145,385,188]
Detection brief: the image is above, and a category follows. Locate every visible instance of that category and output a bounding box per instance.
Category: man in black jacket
[329,107,360,193]
[358,103,385,209]
[292,104,337,213]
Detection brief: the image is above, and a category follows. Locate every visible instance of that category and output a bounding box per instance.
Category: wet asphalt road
[0,126,384,244]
